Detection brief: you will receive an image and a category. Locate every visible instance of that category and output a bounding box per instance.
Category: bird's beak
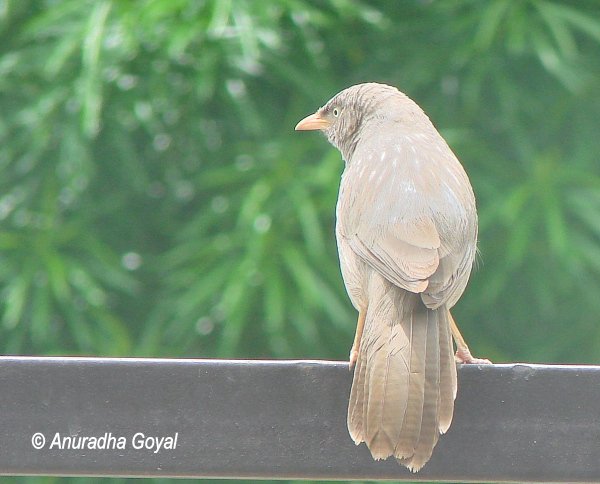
[295,112,331,131]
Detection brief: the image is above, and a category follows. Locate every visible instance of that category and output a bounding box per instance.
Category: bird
[295,83,490,472]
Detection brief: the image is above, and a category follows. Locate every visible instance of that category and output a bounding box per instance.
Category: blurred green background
[2,0,600,483]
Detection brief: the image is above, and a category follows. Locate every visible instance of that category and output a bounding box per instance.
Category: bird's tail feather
[347,281,456,472]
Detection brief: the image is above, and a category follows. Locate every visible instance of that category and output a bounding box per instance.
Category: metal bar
[0,356,599,481]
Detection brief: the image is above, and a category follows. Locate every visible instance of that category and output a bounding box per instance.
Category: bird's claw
[349,347,359,370]
[455,347,492,365]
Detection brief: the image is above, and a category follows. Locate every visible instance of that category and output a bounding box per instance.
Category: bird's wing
[339,130,476,301]
[346,215,441,294]
[421,228,477,309]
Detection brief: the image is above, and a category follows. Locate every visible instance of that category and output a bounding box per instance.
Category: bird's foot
[455,346,492,365]
[349,346,359,370]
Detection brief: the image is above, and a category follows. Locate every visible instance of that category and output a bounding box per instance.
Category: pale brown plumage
[296,83,479,471]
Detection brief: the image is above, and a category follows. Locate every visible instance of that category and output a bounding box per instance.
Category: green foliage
[1,0,600,369]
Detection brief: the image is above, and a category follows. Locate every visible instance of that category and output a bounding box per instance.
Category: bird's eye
[333,108,339,117]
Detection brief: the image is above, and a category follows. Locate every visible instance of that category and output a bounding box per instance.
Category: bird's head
[295,83,403,161]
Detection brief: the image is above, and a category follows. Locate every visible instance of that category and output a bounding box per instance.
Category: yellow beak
[295,112,331,131]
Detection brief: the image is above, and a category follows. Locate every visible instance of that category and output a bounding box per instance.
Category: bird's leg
[349,308,367,370]
[449,311,492,365]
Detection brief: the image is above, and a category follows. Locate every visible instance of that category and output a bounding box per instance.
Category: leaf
[80,0,112,137]
[473,0,512,51]
[541,1,600,43]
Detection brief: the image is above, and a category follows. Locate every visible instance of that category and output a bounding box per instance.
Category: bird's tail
[347,280,457,472]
